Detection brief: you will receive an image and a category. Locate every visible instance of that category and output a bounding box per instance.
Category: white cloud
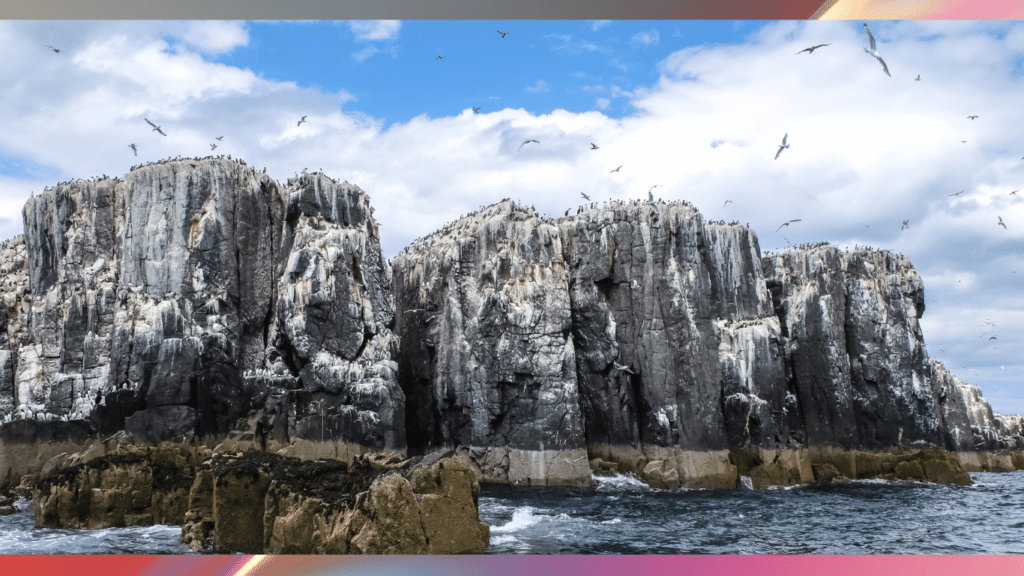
[595,98,611,110]
[348,20,401,41]
[352,46,379,63]
[631,29,660,47]
[525,80,550,93]
[590,21,612,32]
[177,21,249,54]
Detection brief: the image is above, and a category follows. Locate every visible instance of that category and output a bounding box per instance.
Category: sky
[0,20,1022,414]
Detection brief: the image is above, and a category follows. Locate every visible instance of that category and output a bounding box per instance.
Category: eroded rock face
[391,201,588,486]
[0,160,402,467]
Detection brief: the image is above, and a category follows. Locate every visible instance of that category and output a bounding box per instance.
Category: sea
[2,471,1022,554]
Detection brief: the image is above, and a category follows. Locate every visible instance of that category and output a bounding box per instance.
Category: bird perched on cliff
[519,139,539,151]
[497,30,508,38]
[967,115,978,120]
[145,118,166,136]
[796,44,830,55]
[128,143,137,156]
[901,219,909,231]
[863,23,891,77]
[46,45,62,53]
[775,133,789,159]
[611,165,622,173]
[297,116,307,126]
[581,192,591,201]
[776,219,800,232]
[590,143,599,150]
[998,216,1006,229]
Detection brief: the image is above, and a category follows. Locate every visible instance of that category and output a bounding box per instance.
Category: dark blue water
[2,472,1021,553]
[479,471,1024,554]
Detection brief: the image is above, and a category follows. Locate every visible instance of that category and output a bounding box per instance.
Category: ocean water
[1,471,1021,554]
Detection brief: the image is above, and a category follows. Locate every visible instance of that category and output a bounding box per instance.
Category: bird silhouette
[128,143,137,156]
[915,75,921,81]
[901,219,909,231]
[998,216,1006,229]
[297,116,307,126]
[581,192,591,201]
[776,219,800,232]
[949,191,964,196]
[436,55,445,60]
[519,139,539,151]
[1010,190,1018,196]
[46,45,62,53]
[610,166,622,173]
[215,136,223,140]
[967,115,978,120]
[211,144,217,150]
[775,133,790,160]
[590,143,599,150]
[144,118,167,136]
[724,200,732,207]
[863,23,891,77]
[497,30,508,38]
[472,107,480,113]
[796,44,830,55]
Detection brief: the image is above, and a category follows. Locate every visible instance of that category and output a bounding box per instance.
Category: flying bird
[297,116,307,126]
[519,139,539,151]
[472,107,480,113]
[776,219,800,232]
[863,23,891,77]
[45,45,62,53]
[989,336,997,340]
[591,143,599,150]
[949,191,964,196]
[796,44,830,55]
[497,30,508,38]
[436,55,445,60]
[901,219,909,231]
[915,75,921,81]
[211,144,217,150]
[215,136,223,140]
[611,166,622,173]
[645,191,659,216]
[581,192,591,201]
[144,118,166,136]
[962,141,967,144]
[967,115,978,120]
[649,185,661,194]
[128,143,137,156]
[775,133,790,160]
[724,200,732,207]
[1010,190,1018,196]
[998,216,1006,229]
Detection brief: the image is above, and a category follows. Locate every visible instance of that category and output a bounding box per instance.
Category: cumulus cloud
[525,80,550,93]
[348,20,401,41]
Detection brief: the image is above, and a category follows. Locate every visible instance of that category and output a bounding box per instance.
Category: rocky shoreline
[1,156,1023,546]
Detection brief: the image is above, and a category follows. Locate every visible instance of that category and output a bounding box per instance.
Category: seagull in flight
[962,141,967,144]
[45,45,62,53]
[776,219,800,232]
[724,200,732,207]
[611,166,622,173]
[863,23,891,77]
[472,107,480,113]
[989,336,997,340]
[215,136,223,141]
[581,192,591,201]
[436,55,445,60]
[901,219,909,231]
[1010,190,1018,196]
[128,143,137,156]
[210,144,217,150]
[998,216,1006,229]
[297,116,307,127]
[144,118,166,136]
[645,190,659,216]
[967,115,978,120]
[796,44,830,55]
[775,133,789,160]
[519,139,539,151]
[590,143,599,150]
[648,185,661,195]
[949,191,964,196]
[915,75,921,81]
[497,30,508,38]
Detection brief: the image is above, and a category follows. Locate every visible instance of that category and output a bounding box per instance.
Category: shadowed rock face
[1,159,402,464]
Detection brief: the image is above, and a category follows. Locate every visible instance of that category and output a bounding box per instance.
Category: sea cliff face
[1,158,1021,492]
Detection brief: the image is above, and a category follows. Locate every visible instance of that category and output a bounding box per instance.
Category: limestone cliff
[2,161,1021,492]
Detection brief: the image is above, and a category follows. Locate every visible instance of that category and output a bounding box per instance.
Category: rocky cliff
[1,159,1021,493]
[1,159,402,489]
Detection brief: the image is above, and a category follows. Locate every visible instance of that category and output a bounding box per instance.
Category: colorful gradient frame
[1,0,1021,572]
